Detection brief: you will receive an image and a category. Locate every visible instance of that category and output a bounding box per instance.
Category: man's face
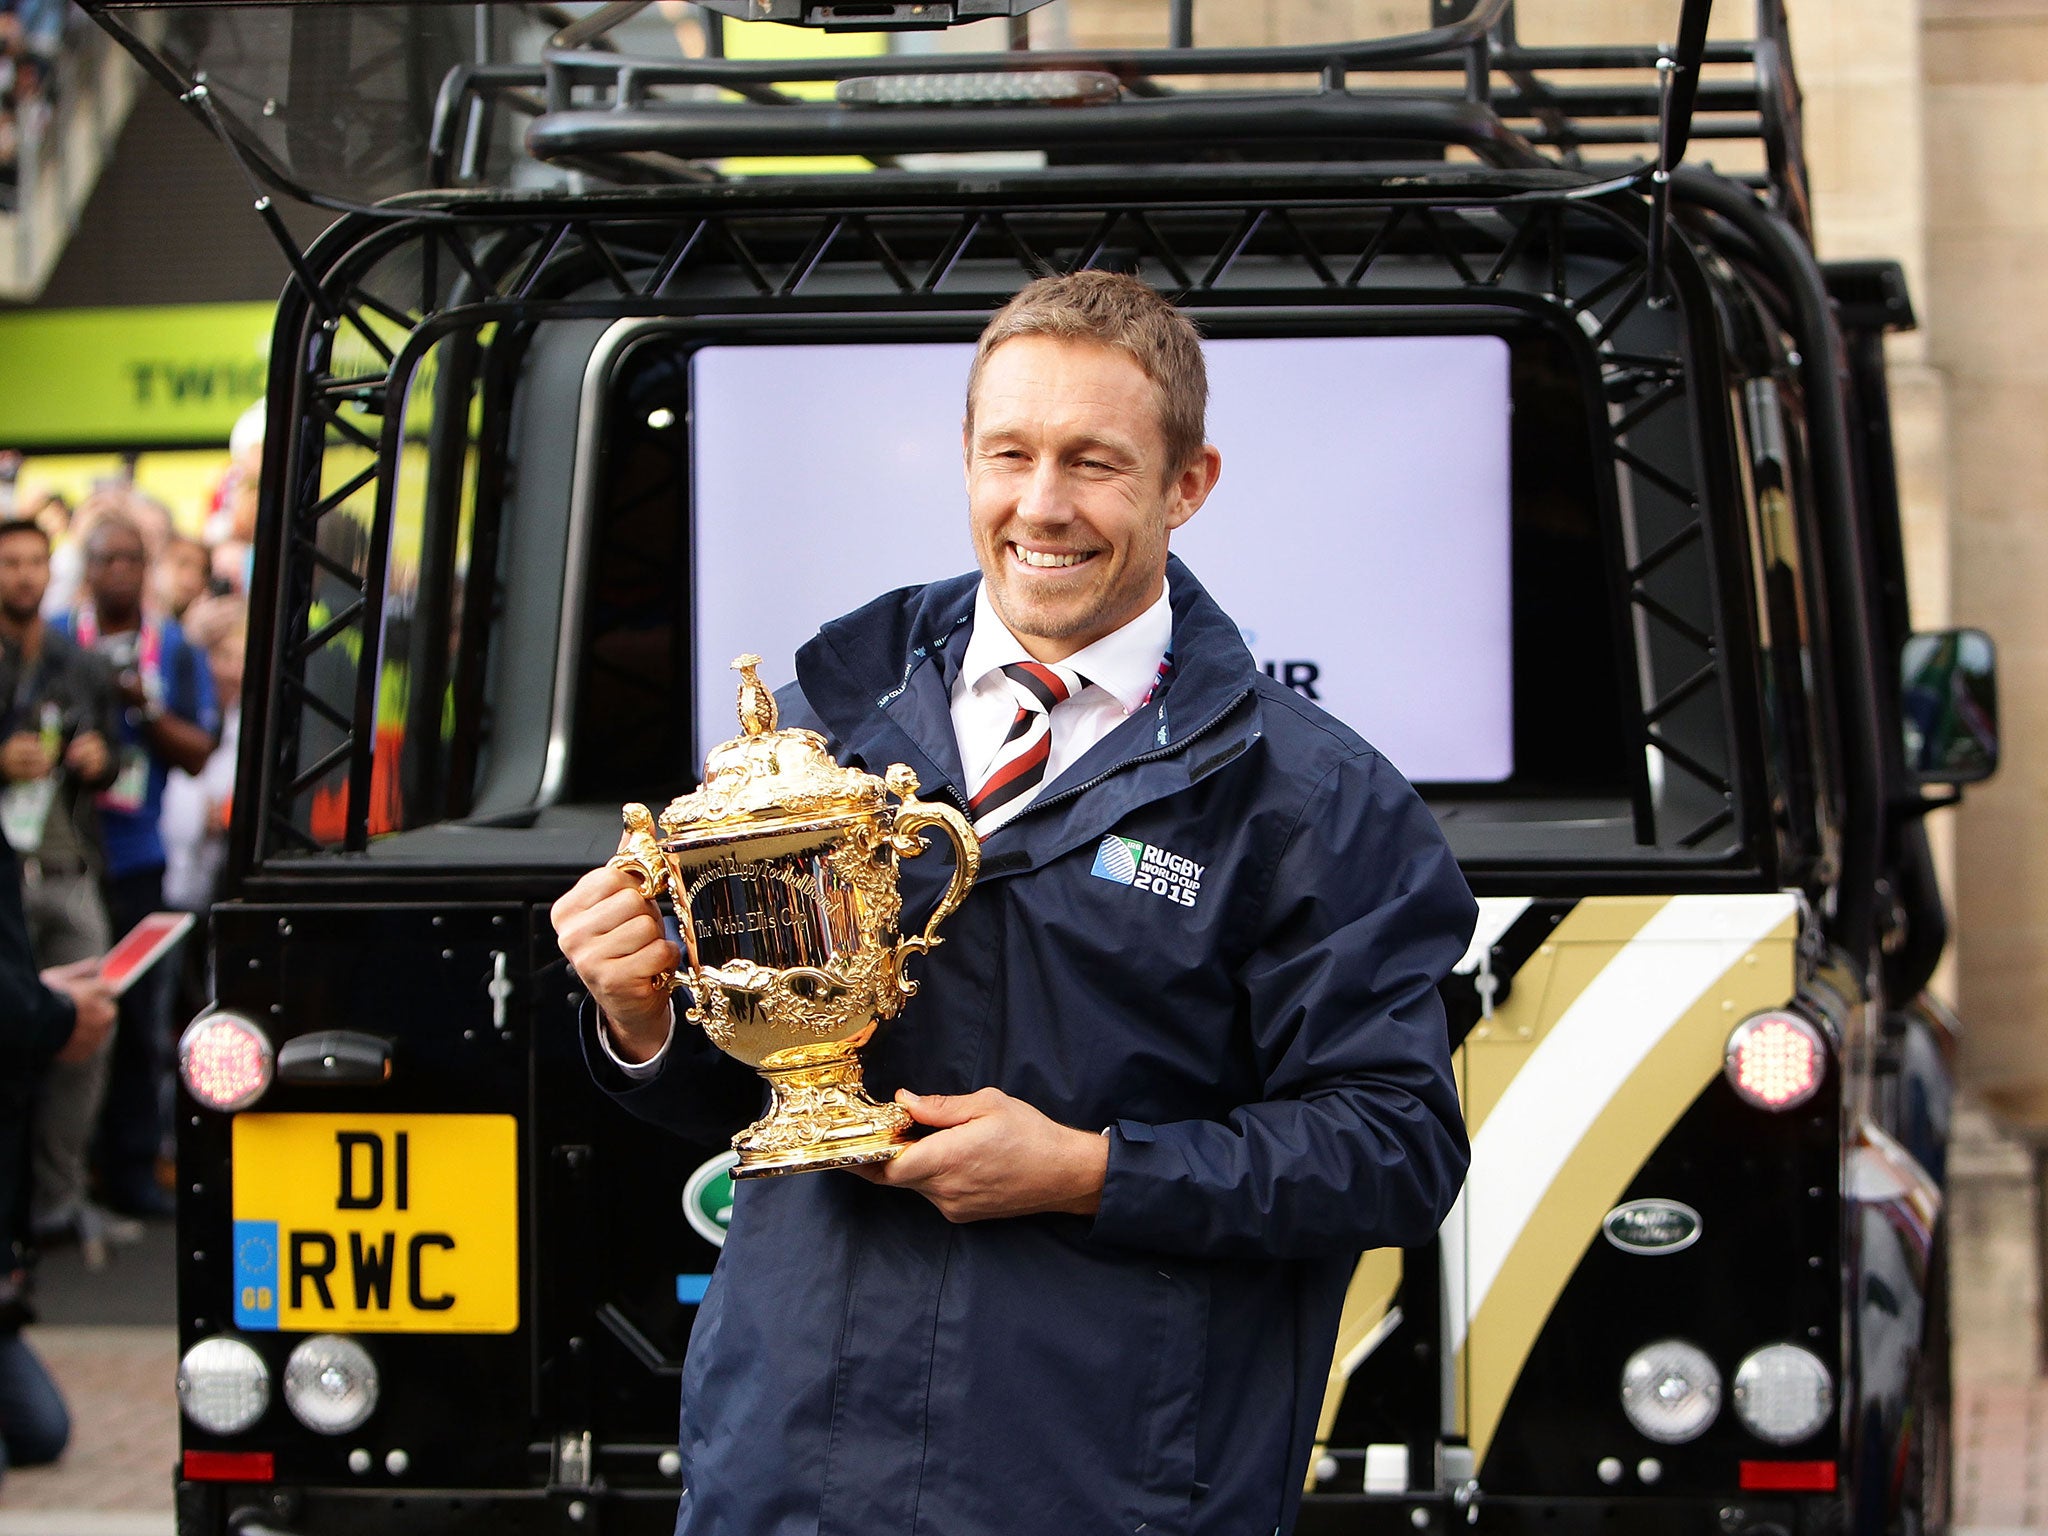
[86,526,147,613]
[0,531,50,625]
[965,336,1221,663]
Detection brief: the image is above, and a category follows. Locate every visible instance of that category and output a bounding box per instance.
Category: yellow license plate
[231,1113,518,1334]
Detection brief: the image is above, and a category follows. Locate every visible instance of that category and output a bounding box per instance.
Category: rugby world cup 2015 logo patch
[1091,835,1204,908]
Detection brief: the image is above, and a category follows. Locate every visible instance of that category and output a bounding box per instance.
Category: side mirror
[1901,628,1999,786]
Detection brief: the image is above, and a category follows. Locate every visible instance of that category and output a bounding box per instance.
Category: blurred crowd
[0,0,67,210]
[0,434,257,1483]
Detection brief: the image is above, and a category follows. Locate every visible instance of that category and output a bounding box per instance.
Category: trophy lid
[655,655,889,845]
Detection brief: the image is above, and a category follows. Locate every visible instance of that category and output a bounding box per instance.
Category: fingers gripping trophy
[606,656,980,1178]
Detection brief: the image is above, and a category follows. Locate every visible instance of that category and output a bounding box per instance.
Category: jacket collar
[796,557,1259,875]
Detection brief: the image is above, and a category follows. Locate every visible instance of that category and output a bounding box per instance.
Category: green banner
[0,303,276,448]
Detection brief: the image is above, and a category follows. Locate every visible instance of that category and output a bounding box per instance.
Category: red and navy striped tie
[969,660,1085,832]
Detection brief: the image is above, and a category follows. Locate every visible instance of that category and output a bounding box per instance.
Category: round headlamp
[1620,1340,1722,1444]
[1733,1343,1833,1445]
[177,1336,270,1434]
[178,1011,275,1112]
[283,1334,380,1434]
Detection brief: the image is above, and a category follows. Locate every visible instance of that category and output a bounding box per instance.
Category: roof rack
[414,0,1804,233]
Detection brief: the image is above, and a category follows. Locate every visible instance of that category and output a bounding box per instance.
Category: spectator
[53,514,217,1219]
[1,832,116,1487]
[163,595,242,1023]
[152,534,209,622]
[50,489,127,621]
[205,404,264,597]
[0,518,124,1250]
[32,489,80,620]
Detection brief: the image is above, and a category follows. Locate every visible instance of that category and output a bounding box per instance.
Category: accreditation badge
[0,776,57,855]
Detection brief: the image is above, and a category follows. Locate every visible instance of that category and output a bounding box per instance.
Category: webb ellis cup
[608,656,981,1178]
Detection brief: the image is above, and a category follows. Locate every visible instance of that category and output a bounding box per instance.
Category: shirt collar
[960,580,1172,715]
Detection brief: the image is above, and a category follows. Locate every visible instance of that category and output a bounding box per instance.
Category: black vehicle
[76,1,1996,1531]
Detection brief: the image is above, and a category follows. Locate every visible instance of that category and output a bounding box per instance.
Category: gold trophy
[607,655,980,1178]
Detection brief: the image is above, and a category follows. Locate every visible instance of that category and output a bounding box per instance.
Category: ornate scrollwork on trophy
[608,655,981,1178]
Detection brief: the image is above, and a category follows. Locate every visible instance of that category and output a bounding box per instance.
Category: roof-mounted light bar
[696,0,1054,27]
[837,70,1119,109]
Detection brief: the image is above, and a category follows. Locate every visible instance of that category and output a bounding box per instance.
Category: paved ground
[1960,1380,2048,1533]
[0,1215,179,1533]
[0,1326,177,1533]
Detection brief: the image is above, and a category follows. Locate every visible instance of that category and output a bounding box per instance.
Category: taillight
[178,1011,275,1112]
[1724,1010,1826,1111]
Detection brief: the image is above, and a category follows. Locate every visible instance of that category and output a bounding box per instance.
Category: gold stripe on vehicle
[1460,904,1800,1465]
[1462,897,1670,1138]
[1313,896,1667,1453]
[1307,1245,1404,1471]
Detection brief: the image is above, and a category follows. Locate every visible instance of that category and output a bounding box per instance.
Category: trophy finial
[733,654,778,737]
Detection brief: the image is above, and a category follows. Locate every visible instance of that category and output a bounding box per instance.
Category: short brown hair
[966,270,1208,475]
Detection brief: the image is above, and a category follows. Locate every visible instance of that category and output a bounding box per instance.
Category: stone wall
[1925,0,2048,1127]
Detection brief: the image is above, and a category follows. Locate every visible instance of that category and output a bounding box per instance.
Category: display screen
[689,334,1513,783]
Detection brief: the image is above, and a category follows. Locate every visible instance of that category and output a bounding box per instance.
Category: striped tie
[969,660,1084,833]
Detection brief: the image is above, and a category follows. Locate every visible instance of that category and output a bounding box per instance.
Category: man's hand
[64,729,109,784]
[0,731,54,783]
[853,1088,1109,1222]
[549,864,681,1063]
[42,958,116,1063]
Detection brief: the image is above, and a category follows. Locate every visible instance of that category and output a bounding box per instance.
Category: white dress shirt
[951,580,1172,807]
[603,580,1172,1077]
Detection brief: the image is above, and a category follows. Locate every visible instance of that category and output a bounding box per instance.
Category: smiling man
[552,271,1475,1536]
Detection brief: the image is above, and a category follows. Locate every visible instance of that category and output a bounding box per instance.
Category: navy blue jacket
[588,558,1474,1536]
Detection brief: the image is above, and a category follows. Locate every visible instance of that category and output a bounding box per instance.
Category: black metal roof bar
[539,35,1752,90]
[526,93,1553,169]
[1663,0,1718,168]
[543,0,1515,92]
[1647,0,1715,303]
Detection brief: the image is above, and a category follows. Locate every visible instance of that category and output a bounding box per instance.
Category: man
[0,832,116,1485]
[54,514,217,1219]
[0,516,121,1247]
[552,272,1475,1535]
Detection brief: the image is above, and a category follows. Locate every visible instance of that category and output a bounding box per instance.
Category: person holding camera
[53,513,217,1220]
[0,830,115,1484]
[0,516,123,1248]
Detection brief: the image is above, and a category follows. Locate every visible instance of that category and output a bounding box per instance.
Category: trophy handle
[889,797,982,973]
[608,803,688,995]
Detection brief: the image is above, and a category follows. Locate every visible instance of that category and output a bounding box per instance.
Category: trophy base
[731,1050,914,1179]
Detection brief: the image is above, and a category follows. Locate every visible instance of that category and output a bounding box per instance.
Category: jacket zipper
[993,688,1254,833]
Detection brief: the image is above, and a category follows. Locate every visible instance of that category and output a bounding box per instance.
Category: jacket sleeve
[0,842,78,1072]
[1092,751,1475,1261]
[579,999,765,1139]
